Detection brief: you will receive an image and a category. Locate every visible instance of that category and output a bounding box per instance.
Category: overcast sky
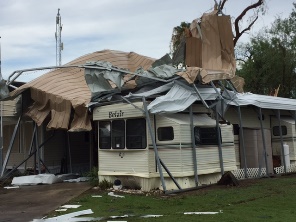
[0,0,295,82]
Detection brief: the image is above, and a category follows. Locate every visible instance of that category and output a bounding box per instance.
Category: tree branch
[220,0,227,11]
[233,0,264,46]
[234,16,258,46]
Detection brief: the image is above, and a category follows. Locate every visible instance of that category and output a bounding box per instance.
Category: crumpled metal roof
[10,50,155,131]
[223,91,296,111]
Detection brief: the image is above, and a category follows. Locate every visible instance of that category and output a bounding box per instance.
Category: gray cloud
[0,0,295,81]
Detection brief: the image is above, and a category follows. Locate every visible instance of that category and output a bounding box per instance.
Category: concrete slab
[0,182,92,222]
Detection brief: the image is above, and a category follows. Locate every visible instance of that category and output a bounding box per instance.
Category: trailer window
[99,121,111,149]
[112,120,125,149]
[126,118,146,149]
[194,127,220,145]
[158,127,174,141]
[273,126,287,136]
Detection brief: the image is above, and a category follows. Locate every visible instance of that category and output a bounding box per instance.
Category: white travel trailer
[93,101,237,191]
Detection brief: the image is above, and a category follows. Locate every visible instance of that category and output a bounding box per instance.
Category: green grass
[49,175,296,221]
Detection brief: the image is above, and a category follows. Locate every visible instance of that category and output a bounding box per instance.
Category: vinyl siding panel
[225,106,271,129]
[98,150,149,176]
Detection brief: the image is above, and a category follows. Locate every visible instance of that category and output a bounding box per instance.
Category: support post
[276,110,287,173]
[237,106,248,178]
[142,97,167,191]
[24,123,37,170]
[1,131,55,179]
[215,104,224,175]
[34,123,41,174]
[258,107,270,176]
[189,105,198,186]
[0,116,21,177]
[0,101,3,174]
[67,132,72,173]
[192,84,209,109]
[218,81,247,178]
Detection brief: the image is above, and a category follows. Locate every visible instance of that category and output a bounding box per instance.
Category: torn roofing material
[173,10,236,84]
[9,50,155,131]
[223,90,296,111]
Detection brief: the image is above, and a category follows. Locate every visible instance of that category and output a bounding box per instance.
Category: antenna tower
[55,9,63,66]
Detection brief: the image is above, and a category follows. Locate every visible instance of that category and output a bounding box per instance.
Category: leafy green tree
[237,3,296,98]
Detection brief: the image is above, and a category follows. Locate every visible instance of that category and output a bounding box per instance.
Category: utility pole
[0,36,3,173]
[55,9,63,66]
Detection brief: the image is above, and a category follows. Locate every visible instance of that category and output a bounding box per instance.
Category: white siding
[225,106,271,129]
[98,150,149,176]
[271,117,296,160]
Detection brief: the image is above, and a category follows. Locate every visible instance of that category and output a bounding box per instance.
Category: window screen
[126,118,147,149]
[273,126,287,136]
[194,127,220,145]
[158,127,174,141]
[99,121,111,149]
[112,120,125,149]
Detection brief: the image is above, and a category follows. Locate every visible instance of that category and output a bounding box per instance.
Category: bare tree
[220,0,265,46]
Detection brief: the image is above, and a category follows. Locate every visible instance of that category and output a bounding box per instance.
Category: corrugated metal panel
[93,102,145,120]
[225,91,296,111]
[98,150,149,175]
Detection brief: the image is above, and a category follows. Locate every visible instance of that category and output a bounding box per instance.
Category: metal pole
[67,132,72,173]
[189,105,198,186]
[258,107,269,176]
[142,97,167,191]
[159,159,181,190]
[215,104,224,175]
[237,106,248,178]
[1,131,55,179]
[219,81,247,178]
[24,124,37,170]
[34,123,41,174]
[276,110,287,173]
[0,101,3,174]
[0,116,21,177]
[192,85,209,109]
[0,36,3,173]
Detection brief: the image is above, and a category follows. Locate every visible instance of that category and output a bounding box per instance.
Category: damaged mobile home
[2,7,296,193]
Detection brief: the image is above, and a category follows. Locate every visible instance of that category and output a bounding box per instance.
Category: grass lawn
[49,174,296,221]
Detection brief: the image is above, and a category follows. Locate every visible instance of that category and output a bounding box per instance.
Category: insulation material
[11,174,62,186]
[10,50,155,131]
[184,11,235,83]
[231,76,245,93]
[186,37,202,67]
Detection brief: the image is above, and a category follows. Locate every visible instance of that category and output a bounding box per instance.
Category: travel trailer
[93,101,237,191]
